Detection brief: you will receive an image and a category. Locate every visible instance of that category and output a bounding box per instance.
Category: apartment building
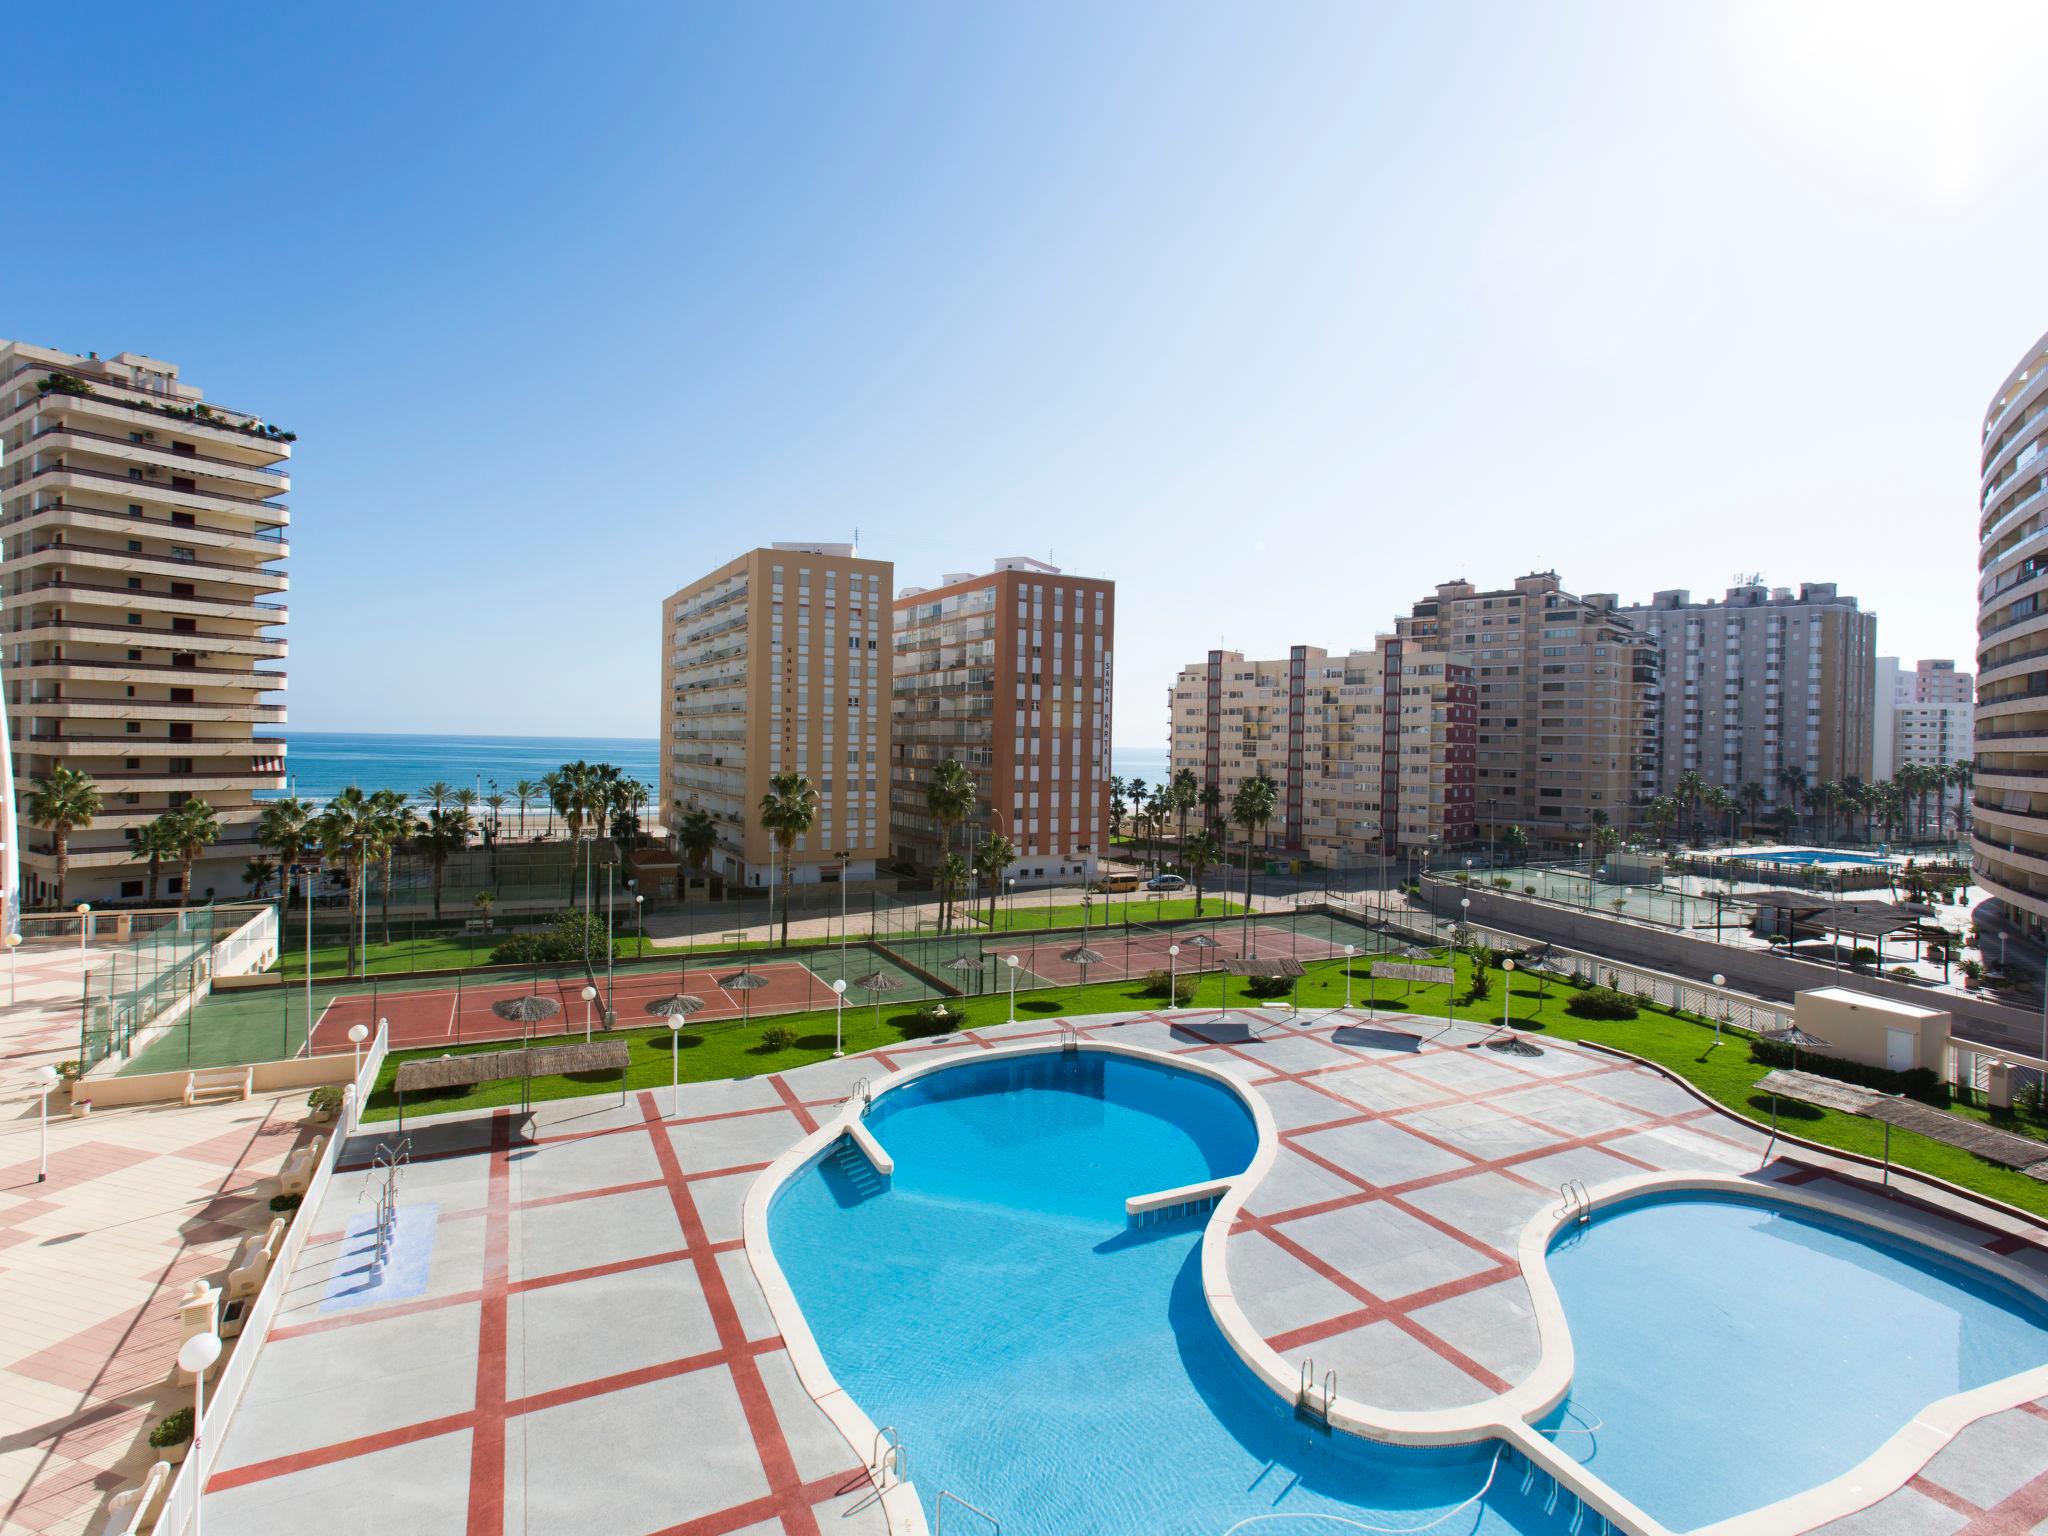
[1874,658,1973,786]
[0,342,289,905]
[1166,640,1475,867]
[1396,573,1658,847]
[1975,328,2048,936]
[1621,582,1876,806]
[890,558,1113,883]
[659,543,891,889]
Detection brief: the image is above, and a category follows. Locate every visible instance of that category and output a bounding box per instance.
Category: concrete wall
[74,1053,354,1110]
[1420,880,2041,1056]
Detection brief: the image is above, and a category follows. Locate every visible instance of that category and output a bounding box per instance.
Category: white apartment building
[1167,640,1475,869]
[1875,658,1973,788]
[0,342,290,905]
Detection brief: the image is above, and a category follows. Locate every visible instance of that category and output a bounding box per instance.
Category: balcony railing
[14,543,286,582]
[7,462,286,511]
[26,424,287,481]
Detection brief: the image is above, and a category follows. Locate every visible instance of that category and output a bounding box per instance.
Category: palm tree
[1200,780,1224,836]
[1147,788,1172,873]
[1812,780,1844,843]
[165,799,221,906]
[1230,776,1277,955]
[1108,775,1128,841]
[513,779,539,839]
[1126,777,1149,848]
[412,807,472,924]
[1703,785,1736,845]
[1738,781,1767,836]
[539,770,564,838]
[1674,770,1707,843]
[257,796,313,933]
[1951,757,1976,838]
[368,789,418,943]
[936,854,969,938]
[315,787,379,976]
[473,889,496,928]
[1171,768,1199,851]
[1183,829,1222,917]
[974,831,1016,929]
[757,773,819,947]
[676,807,718,906]
[125,815,181,905]
[1501,823,1530,864]
[1643,796,1677,848]
[924,759,975,927]
[1776,764,1808,837]
[243,858,277,900]
[421,781,454,815]
[26,767,102,910]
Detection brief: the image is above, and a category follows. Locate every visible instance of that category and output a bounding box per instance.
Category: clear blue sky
[13,3,2042,745]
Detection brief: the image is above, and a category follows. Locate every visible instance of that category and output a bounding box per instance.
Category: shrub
[1566,987,1638,1021]
[490,910,610,966]
[760,1024,798,1052]
[1243,974,1295,1000]
[56,1059,81,1083]
[1465,965,1493,1004]
[306,1084,343,1116]
[1850,946,1878,970]
[1492,877,1513,889]
[1523,884,1537,896]
[1887,966,1918,980]
[1140,969,1196,1007]
[150,1408,194,1449]
[269,1192,302,1213]
[1747,1038,1944,1105]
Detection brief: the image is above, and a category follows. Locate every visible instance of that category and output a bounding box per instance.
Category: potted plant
[1962,958,1985,990]
[151,1407,194,1464]
[305,1084,343,1123]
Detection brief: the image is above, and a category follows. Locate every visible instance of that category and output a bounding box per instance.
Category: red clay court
[303,957,842,1054]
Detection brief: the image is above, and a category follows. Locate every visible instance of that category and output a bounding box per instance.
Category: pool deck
[198,1006,2048,1536]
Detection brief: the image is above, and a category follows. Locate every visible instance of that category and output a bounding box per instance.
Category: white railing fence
[210,904,279,978]
[151,1018,386,1536]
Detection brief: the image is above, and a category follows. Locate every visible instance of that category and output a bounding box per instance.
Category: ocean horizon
[275,731,1171,805]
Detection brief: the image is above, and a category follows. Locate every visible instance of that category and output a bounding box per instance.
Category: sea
[274,732,1172,805]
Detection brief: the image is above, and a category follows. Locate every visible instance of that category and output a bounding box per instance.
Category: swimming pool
[1725,847,1893,867]
[1538,1190,2048,1531]
[766,1050,1571,1536]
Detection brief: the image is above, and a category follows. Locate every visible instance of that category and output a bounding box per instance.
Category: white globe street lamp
[670,1017,687,1118]
[1005,954,1020,1025]
[347,1022,369,1081]
[33,1063,58,1182]
[6,931,20,1006]
[831,977,848,1057]
[1168,944,1181,1010]
[1711,972,1727,1045]
[580,984,598,1043]
[178,1329,223,1536]
[1343,944,1356,1013]
[1501,958,1515,1028]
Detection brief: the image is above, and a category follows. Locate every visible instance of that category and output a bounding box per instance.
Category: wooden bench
[278,1135,324,1198]
[182,1066,254,1105]
[224,1216,285,1302]
[90,1460,169,1536]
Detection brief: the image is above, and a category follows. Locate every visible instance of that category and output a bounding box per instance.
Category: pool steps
[1126,1174,1233,1228]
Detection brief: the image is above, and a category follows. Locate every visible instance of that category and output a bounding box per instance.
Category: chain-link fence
[77,908,226,1074]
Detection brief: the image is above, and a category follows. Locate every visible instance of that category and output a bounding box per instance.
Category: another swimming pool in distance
[1728,847,1893,867]
[767,1051,1570,1536]
[1540,1190,2048,1531]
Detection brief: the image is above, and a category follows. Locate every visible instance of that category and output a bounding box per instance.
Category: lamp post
[1343,943,1356,1012]
[837,851,850,973]
[33,1063,57,1181]
[635,891,645,957]
[6,931,19,1005]
[75,902,89,971]
[348,1023,368,1080]
[832,977,848,1055]
[1168,944,1181,1009]
[1005,953,1020,1024]
[580,984,597,1043]
[1501,958,1515,1028]
[178,1330,222,1536]
[1711,972,1727,1046]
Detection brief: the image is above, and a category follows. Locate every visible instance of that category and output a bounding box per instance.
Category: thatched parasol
[1061,944,1106,984]
[851,969,906,1032]
[942,953,986,995]
[1486,1034,1544,1057]
[1758,1024,1829,1073]
[645,993,706,1024]
[718,970,770,1024]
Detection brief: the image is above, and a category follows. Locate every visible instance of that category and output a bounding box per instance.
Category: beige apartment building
[659,543,891,890]
[1621,582,1876,807]
[1396,573,1659,849]
[0,342,290,905]
[1874,657,1973,795]
[1975,328,2048,937]
[891,557,1113,883]
[1167,640,1476,870]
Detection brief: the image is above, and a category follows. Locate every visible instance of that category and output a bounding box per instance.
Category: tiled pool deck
[200,1006,2048,1536]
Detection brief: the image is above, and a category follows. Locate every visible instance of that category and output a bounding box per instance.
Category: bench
[183,1066,254,1105]
[90,1460,169,1536]
[278,1135,324,1198]
[223,1216,285,1302]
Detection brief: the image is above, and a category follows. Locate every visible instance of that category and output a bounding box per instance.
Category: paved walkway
[199,1007,2048,1536]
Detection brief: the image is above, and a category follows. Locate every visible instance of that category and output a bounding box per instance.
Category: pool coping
[740,1027,2048,1536]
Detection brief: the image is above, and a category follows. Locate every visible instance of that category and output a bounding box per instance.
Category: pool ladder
[845,1078,873,1117]
[1295,1358,1336,1432]
[936,1490,1001,1533]
[870,1425,907,1486]
[1556,1179,1592,1226]
[369,1137,412,1268]
[1056,1021,1080,1052]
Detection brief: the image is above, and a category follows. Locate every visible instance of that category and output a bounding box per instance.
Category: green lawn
[278,932,657,979]
[965,895,1244,931]
[360,942,2048,1218]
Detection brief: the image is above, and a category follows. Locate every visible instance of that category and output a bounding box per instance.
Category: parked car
[1143,873,1187,892]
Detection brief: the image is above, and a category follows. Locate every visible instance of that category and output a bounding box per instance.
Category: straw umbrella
[942,953,985,997]
[1486,1034,1544,1057]
[1180,932,1221,1008]
[1759,1024,1829,1074]
[851,969,906,1034]
[718,970,770,1025]
[645,993,706,1117]
[1061,945,1106,987]
[489,993,562,1113]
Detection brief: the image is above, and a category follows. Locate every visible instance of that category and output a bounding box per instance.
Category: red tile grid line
[205,1075,875,1536]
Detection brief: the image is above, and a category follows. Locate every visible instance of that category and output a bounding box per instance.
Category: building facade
[659,543,891,889]
[1875,657,1973,790]
[1166,640,1476,868]
[0,342,289,905]
[890,558,1113,883]
[1621,582,1877,809]
[1396,573,1658,848]
[1974,329,2048,936]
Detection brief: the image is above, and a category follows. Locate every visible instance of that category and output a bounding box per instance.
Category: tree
[473,889,497,928]
[1590,821,1622,861]
[1501,824,1530,864]
[243,858,277,900]
[368,789,418,943]
[421,781,454,815]
[676,808,719,905]
[26,767,102,910]
[513,779,539,839]
[257,796,313,935]
[1200,780,1224,835]
[974,831,1016,929]
[165,799,221,906]
[125,815,181,905]
[924,759,975,928]
[1950,758,1975,837]
[1643,796,1677,848]
[1230,776,1277,954]
[1183,829,1222,917]
[1777,764,1808,837]
[1108,774,1128,841]
[1674,770,1707,843]
[1126,777,1149,848]
[412,807,472,924]
[539,770,564,838]
[757,772,819,947]
[1738,781,1767,836]
[1171,767,1199,850]
[936,854,969,938]
[1703,785,1735,845]
[315,788,379,976]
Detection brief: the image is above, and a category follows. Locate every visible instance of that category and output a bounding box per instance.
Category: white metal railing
[936,1490,1001,1533]
[871,1425,907,1486]
[149,1018,387,1536]
[210,903,278,977]
[1556,1179,1591,1225]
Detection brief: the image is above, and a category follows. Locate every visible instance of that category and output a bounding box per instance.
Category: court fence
[73,904,275,1076]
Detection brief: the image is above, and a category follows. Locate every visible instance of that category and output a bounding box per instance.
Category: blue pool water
[768,1052,1571,1536]
[1541,1191,2048,1531]
[1742,848,1892,867]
